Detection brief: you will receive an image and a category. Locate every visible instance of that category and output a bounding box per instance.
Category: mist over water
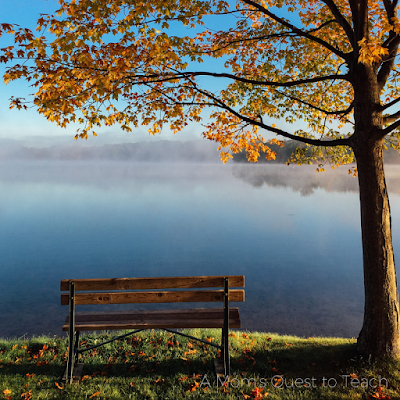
[2,156,400,339]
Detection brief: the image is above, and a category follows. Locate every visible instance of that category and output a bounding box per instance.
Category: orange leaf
[188,381,199,392]
[251,387,267,399]
[20,391,32,400]
[89,392,101,398]
[55,382,64,390]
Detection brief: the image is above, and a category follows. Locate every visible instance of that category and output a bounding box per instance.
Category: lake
[2,160,400,339]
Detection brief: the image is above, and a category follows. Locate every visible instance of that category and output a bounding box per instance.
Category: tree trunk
[354,138,400,358]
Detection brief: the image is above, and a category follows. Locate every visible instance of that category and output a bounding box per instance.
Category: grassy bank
[0,329,399,399]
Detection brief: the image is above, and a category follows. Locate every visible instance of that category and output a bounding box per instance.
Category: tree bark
[353,138,400,358]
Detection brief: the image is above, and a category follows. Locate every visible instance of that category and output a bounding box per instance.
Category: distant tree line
[232,140,400,164]
[0,140,220,163]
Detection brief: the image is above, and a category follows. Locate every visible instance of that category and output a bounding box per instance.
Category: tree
[1,0,400,358]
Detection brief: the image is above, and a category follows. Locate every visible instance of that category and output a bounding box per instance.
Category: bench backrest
[61,275,245,306]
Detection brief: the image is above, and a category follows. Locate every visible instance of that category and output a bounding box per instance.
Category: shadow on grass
[0,341,361,381]
[0,362,65,379]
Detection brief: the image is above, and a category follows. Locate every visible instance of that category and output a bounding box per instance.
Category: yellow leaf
[358,38,389,66]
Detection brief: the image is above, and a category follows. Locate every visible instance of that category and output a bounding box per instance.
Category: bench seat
[62,307,241,331]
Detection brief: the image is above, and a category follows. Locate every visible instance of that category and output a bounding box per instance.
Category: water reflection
[2,161,397,339]
[232,164,400,196]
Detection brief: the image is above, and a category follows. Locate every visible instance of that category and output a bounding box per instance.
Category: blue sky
[0,0,295,147]
[0,0,206,146]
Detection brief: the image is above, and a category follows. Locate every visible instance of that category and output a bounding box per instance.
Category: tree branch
[240,0,349,61]
[381,118,400,136]
[194,21,337,55]
[382,0,395,22]
[349,0,368,43]
[377,0,400,89]
[274,88,354,116]
[377,22,400,90]
[380,96,400,111]
[319,0,355,47]
[169,71,349,87]
[192,85,351,147]
[383,110,400,124]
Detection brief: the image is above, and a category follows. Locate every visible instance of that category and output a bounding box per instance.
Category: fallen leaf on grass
[55,382,64,390]
[89,391,101,398]
[369,386,391,399]
[187,381,199,392]
[251,387,268,399]
[273,377,282,387]
[20,390,32,400]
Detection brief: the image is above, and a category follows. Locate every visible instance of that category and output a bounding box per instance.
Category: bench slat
[63,319,241,331]
[65,308,240,322]
[62,308,241,331]
[61,289,245,306]
[60,275,244,291]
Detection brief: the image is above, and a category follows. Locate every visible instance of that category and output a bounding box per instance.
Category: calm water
[2,161,400,339]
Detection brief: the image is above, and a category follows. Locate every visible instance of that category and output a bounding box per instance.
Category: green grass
[0,330,399,399]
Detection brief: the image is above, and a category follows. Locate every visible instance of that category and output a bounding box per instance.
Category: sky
[0,0,208,147]
[0,0,299,149]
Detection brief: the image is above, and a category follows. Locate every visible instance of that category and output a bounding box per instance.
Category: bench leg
[222,277,230,377]
[66,331,80,383]
[66,281,76,384]
[221,327,230,377]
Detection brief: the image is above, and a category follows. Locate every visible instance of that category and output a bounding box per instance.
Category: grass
[0,329,399,399]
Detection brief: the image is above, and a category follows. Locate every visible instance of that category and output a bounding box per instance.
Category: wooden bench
[61,275,245,383]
